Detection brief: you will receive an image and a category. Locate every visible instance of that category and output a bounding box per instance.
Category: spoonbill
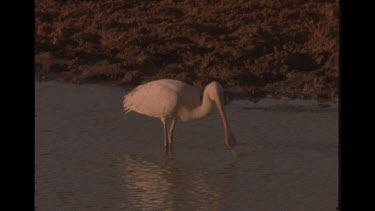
[123,79,236,151]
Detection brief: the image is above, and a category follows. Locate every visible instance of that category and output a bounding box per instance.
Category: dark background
[35,0,339,100]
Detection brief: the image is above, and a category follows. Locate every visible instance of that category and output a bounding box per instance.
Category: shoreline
[35,74,339,104]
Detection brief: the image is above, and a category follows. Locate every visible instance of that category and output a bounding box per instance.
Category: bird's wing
[123,83,178,118]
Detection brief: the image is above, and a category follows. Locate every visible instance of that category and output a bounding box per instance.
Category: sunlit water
[35,81,338,211]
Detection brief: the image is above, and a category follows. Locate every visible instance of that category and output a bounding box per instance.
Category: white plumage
[123,79,236,151]
[124,79,201,121]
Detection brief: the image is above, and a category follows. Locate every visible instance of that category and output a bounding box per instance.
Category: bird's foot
[164,145,173,155]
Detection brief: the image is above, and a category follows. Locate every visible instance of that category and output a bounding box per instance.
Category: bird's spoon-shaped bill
[215,98,236,149]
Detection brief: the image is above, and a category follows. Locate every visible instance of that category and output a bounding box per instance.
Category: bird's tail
[123,95,132,114]
[123,86,141,114]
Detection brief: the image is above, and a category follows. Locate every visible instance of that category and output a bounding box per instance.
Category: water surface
[35,81,338,211]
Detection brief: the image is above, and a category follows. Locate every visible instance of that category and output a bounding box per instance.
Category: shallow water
[35,81,338,211]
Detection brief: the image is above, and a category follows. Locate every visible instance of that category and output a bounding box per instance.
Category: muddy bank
[35,0,339,101]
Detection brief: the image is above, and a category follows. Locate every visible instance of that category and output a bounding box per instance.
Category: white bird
[123,79,236,151]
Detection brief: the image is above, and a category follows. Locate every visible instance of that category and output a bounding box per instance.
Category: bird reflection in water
[119,154,235,210]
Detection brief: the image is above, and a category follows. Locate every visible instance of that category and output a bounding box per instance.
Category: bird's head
[204,81,236,149]
[205,81,225,102]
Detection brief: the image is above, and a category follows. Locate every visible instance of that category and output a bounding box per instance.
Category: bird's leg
[161,118,168,149]
[168,119,176,143]
[167,119,176,152]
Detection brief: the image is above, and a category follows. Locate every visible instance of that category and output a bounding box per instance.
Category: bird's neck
[188,90,213,120]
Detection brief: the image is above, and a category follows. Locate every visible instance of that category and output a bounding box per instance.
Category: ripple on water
[36,81,338,211]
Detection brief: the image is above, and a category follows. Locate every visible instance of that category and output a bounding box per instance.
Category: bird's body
[124,79,202,121]
[123,79,236,151]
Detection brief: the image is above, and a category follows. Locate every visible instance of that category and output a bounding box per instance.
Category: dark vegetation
[36,0,339,100]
